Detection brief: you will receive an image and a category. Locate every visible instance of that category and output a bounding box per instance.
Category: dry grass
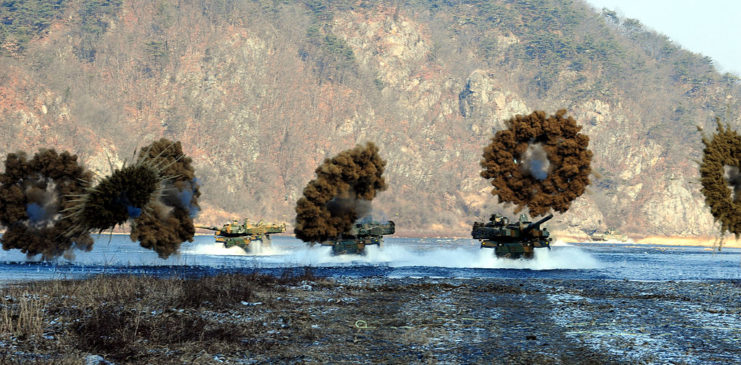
[72,302,250,361]
[1,291,46,338]
[0,269,319,363]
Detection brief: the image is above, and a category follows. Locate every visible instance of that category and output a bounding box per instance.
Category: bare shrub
[73,302,248,361]
[175,274,255,309]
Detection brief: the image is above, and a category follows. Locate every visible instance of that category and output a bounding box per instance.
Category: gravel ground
[1,275,739,364]
[250,278,740,364]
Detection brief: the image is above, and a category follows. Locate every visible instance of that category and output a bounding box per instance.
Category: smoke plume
[0,149,94,259]
[61,138,200,258]
[520,143,551,180]
[130,139,201,258]
[724,166,741,202]
[294,142,387,242]
[480,110,593,216]
[68,164,161,232]
[699,120,741,238]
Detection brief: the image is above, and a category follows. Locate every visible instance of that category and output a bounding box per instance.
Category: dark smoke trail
[130,139,200,258]
[294,142,387,243]
[0,149,94,259]
[699,120,741,239]
[480,110,593,217]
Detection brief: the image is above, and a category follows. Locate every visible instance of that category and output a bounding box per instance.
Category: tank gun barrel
[524,214,553,232]
[194,225,220,231]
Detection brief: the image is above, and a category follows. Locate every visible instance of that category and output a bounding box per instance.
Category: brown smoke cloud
[480,110,593,217]
[0,149,94,259]
[294,142,387,243]
[71,164,161,232]
[57,138,200,259]
[130,139,200,258]
[699,120,741,238]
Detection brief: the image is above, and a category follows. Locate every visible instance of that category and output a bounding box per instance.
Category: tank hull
[480,240,549,259]
[217,236,270,252]
[318,221,393,255]
[320,236,381,255]
[196,219,285,252]
[589,231,628,242]
[473,214,553,259]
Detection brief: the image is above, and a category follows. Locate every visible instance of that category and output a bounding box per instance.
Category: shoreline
[93,233,741,249]
[553,232,741,249]
[633,235,741,248]
[2,231,738,249]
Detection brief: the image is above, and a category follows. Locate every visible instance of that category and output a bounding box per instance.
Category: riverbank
[1,272,738,364]
[552,231,741,249]
[634,236,741,248]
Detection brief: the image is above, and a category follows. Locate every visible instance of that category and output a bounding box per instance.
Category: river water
[0,235,738,283]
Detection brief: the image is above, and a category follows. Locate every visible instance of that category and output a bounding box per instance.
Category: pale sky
[583,0,741,76]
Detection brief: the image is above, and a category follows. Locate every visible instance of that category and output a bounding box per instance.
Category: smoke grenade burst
[726,166,741,202]
[699,120,741,239]
[68,164,161,232]
[64,138,200,258]
[521,143,551,180]
[130,139,200,258]
[481,110,593,216]
[294,142,387,242]
[0,149,94,259]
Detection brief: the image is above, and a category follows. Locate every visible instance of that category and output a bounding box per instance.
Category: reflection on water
[0,235,739,283]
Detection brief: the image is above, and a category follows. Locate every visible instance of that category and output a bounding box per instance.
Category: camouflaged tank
[588,229,629,242]
[472,214,553,259]
[196,219,286,251]
[319,221,395,255]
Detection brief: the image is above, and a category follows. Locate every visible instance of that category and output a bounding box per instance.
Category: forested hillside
[1,0,739,238]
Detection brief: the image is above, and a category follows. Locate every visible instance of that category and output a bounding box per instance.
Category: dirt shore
[552,232,741,249]
[634,236,741,248]
[1,272,739,364]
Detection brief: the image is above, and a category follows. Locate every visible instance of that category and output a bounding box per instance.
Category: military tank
[472,214,553,259]
[588,229,629,242]
[319,221,395,255]
[195,219,286,252]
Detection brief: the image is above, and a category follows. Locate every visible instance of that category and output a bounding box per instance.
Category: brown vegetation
[0,270,320,363]
[0,0,739,238]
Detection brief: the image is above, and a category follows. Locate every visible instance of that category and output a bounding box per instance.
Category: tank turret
[195,219,286,251]
[472,214,553,259]
[319,221,395,255]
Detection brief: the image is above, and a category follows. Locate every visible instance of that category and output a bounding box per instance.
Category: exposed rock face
[0,0,738,238]
[459,70,529,129]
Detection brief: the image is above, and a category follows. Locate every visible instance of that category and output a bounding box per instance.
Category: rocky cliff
[1,0,738,239]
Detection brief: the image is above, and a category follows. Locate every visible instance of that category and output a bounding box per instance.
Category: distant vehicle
[472,214,553,259]
[318,221,395,255]
[195,219,286,251]
[588,229,628,242]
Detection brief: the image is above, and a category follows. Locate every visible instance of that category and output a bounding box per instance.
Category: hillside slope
[1,0,739,238]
